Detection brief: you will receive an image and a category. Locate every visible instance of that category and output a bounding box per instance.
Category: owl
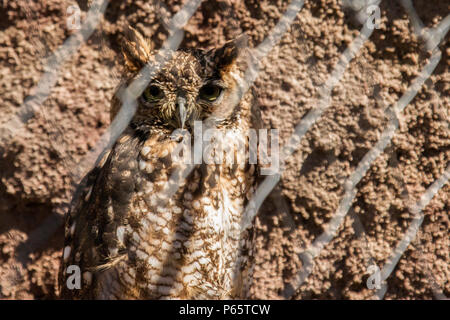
[58,26,262,299]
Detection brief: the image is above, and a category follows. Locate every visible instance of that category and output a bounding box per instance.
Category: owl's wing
[58,159,103,299]
[59,130,142,299]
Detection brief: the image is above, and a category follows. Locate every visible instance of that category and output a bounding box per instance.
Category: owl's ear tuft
[122,25,152,72]
[212,34,248,71]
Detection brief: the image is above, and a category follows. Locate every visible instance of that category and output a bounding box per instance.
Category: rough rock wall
[0,0,448,299]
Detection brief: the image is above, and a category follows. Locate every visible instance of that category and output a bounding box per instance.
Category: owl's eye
[199,84,222,102]
[142,85,164,102]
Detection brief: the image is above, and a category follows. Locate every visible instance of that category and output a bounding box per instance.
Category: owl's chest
[125,130,254,298]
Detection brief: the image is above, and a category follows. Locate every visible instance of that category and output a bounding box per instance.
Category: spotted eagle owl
[59,27,262,299]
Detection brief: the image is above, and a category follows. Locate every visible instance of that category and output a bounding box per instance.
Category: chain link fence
[0,0,448,299]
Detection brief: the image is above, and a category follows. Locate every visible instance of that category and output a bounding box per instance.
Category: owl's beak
[177,96,187,129]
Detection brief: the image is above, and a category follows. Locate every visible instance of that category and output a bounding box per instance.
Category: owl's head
[114,26,249,130]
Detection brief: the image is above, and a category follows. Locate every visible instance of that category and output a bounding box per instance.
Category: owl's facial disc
[123,28,248,130]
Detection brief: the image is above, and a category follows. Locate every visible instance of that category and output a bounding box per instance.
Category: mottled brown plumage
[59,26,261,299]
